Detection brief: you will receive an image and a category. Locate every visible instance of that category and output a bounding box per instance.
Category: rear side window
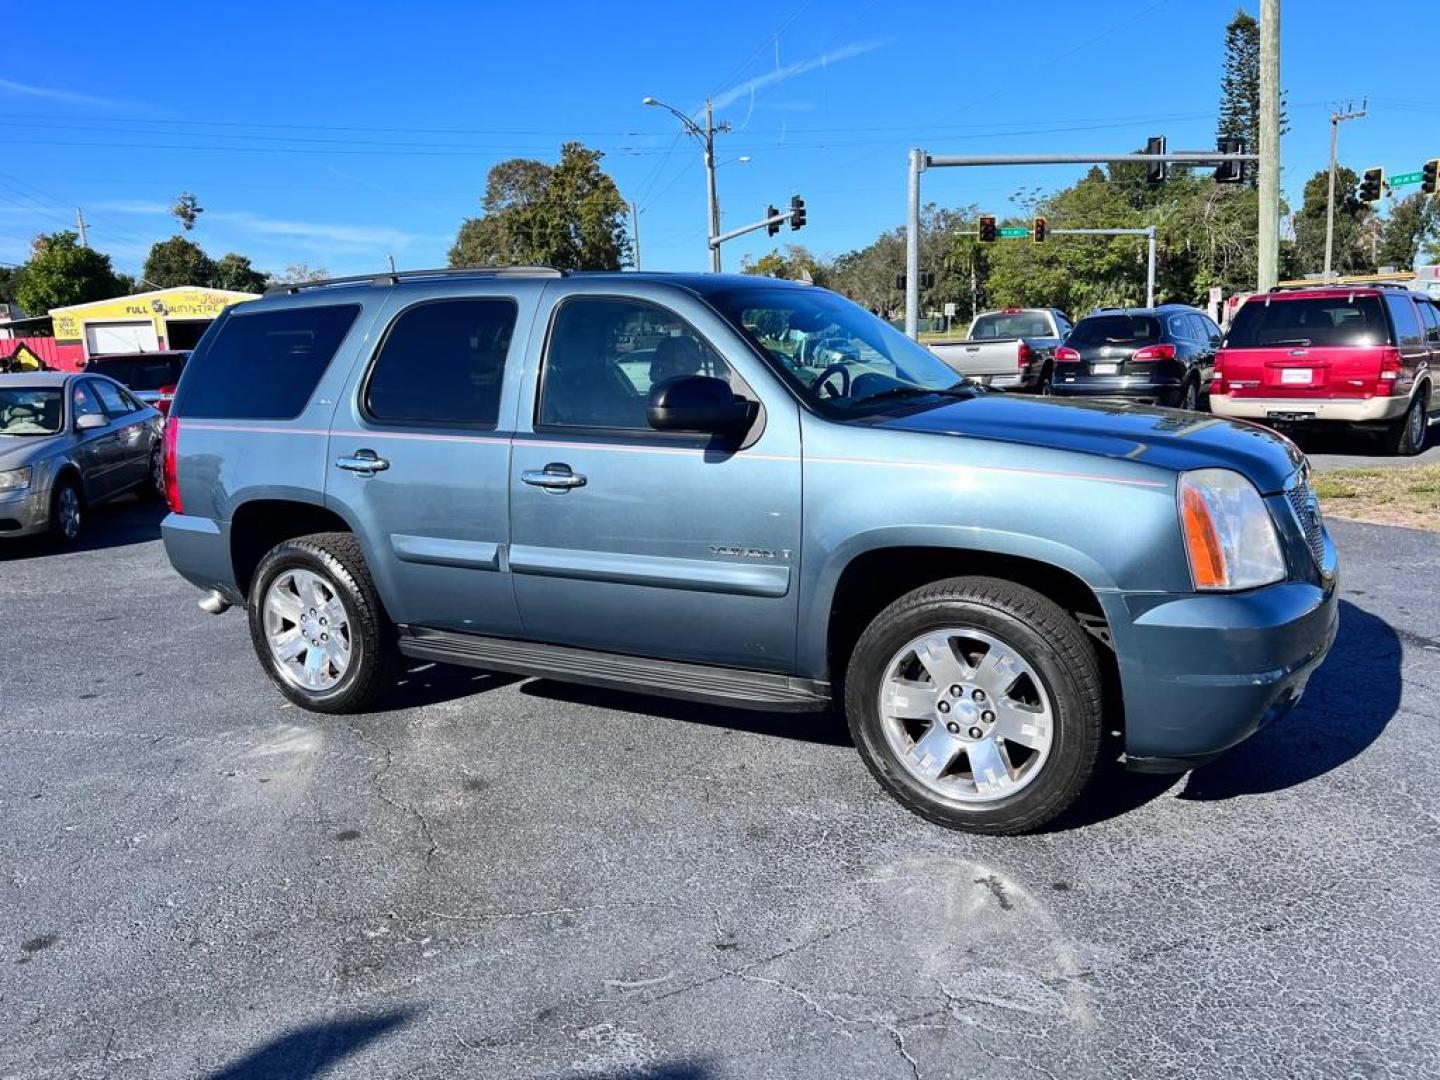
[365,299,516,427]
[970,312,1053,339]
[91,379,133,417]
[1067,315,1161,346]
[1418,299,1440,344]
[175,305,359,420]
[1385,295,1424,347]
[1225,295,1388,348]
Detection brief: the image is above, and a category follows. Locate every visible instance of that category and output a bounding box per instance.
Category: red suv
[1210,285,1437,455]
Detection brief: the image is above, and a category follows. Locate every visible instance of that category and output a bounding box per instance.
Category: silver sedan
[0,371,164,543]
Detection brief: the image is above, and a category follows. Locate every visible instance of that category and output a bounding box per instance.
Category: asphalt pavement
[2,498,1439,1080]
[1290,421,1440,472]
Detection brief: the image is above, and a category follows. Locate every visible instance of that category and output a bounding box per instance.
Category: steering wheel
[813,363,852,400]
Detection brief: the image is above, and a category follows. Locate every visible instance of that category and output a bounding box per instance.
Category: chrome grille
[1286,475,1325,566]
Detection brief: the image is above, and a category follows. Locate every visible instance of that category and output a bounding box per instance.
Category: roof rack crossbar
[265,266,565,295]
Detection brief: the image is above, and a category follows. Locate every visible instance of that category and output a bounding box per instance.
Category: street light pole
[644,95,730,272]
[1323,102,1366,279]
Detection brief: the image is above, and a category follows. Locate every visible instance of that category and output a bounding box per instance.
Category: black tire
[1384,387,1429,457]
[1037,363,1054,397]
[844,576,1104,835]
[1175,375,1200,412]
[49,475,84,543]
[140,446,165,501]
[246,532,396,713]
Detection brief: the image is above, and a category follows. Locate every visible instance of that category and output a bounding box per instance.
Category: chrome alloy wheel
[878,627,1054,803]
[263,569,352,692]
[56,486,81,540]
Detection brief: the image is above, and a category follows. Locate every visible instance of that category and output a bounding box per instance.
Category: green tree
[274,263,330,285]
[1290,167,1376,277]
[171,192,203,232]
[449,142,631,270]
[142,235,215,289]
[14,231,124,313]
[1377,195,1439,271]
[1216,8,1284,187]
[0,265,18,306]
[210,252,269,293]
[741,245,831,286]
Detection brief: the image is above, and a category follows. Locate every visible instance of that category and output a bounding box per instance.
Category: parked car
[0,372,164,542]
[929,307,1072,393]
[1209,285,1437,456]
[1051,304,1222,410]
[160,270,1336,834]
[83,350,189,416]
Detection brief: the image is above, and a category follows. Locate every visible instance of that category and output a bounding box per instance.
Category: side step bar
[396,626,832,713]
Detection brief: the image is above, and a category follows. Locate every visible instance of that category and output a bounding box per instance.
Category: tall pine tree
[1217,8,1284,188]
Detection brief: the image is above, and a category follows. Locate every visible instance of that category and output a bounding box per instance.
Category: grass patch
[1315,464,1440,531]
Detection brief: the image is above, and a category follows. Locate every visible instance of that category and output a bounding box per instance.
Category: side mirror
[647,375,753,434]
[75,413,108,432]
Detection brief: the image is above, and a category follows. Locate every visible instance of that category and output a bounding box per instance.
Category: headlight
[1178,468,1285,591]
[0,467,33,492]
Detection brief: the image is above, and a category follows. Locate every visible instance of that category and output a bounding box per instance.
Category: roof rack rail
[265,266,565,295]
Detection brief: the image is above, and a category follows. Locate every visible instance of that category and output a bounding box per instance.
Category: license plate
[1281,367,1312,384]
[1091,362,1118,375]
[1268,410,1316,421]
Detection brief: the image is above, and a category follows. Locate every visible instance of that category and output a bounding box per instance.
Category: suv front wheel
[845,576,1104,834]
[247,532,396,713]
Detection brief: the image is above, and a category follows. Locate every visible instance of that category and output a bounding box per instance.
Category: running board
[396,626,832,712]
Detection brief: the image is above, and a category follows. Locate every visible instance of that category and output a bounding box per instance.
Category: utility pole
[1323,101,1366,279]
[631,201,641,271]
[643,95,730,272]
[75,208,88,248]
[1257,0,1280,291]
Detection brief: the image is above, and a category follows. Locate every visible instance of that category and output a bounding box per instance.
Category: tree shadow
[0,494,164,561]
[204,1008,412,1080]
[1181,599,1401,799]
[519,679,853,748]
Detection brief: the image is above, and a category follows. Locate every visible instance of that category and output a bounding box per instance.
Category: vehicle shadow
[1180,599,1400,800]
[203,1007,412,1079]
[519,679,854,748]
[0,494,164,560]
[376,661,522,712]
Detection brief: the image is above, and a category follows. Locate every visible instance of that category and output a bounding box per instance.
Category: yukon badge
[711,545,790,560]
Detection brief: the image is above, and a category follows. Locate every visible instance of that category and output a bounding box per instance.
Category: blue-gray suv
[160,269,1338,833]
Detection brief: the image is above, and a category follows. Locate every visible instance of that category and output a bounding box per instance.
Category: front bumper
[1052,373,1183,404]
[1103,535,1340,771]
[0,485,51,538]
[1210,393,1409,424]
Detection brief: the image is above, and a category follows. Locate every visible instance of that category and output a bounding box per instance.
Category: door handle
[335,449,390,476]
[521,463,587,490]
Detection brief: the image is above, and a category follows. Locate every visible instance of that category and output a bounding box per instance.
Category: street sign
[999,226,1030,238]
[1391,171,1423,187]
[944,302,957,317]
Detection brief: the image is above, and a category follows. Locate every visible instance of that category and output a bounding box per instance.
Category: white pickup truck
[928,307,1073,394]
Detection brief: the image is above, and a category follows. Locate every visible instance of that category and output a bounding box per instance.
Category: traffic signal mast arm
[709,201,805,250]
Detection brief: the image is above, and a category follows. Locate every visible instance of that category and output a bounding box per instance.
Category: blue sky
[1,0,1433,281]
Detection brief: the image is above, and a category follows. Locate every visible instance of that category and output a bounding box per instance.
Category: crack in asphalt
[348,722,439,867]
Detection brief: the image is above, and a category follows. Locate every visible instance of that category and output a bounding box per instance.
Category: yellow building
[51,285,260,359]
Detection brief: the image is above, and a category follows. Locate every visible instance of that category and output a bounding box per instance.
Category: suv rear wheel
[845,576,1103,834]
[247,532,396,713]
[1385,385,1429,456]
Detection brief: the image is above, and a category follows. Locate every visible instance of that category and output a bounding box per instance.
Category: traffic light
[1358,167,1384,203]
[1422,159,1438,197]
[919,271,935,290]
[978,215,998,243]
[766,205,780,237]
[1214,137,1246,184]
[1145,135,1167,185]
[1032,216,1047,244]
[789,195,806,230]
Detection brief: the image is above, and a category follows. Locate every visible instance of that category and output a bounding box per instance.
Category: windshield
[1068,315,1161,346]
[0,387,63,435]
[1225,295,1388,348]
[706,286,972,415]
[970,311,1052,339]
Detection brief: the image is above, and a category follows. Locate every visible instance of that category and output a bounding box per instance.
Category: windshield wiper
[853,384,974,407]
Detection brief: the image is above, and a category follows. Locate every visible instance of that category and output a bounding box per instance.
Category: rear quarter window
[1225,295,1388,348]
[173,305,360,420]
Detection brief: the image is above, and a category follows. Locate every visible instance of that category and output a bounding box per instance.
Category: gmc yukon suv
[1210,284,1437,455]
[160,269,1338,834]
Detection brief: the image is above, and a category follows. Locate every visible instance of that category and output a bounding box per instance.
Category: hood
[0,433,65,471]
[876,393,1305,494]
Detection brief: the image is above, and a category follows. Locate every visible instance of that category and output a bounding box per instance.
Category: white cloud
[206,211,427,252]
[711,40,886,111]
[89,200,172,216]
[0,78,128,109]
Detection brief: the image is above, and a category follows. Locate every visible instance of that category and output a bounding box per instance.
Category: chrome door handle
[521,463,586,490]
[335,450,389,476]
